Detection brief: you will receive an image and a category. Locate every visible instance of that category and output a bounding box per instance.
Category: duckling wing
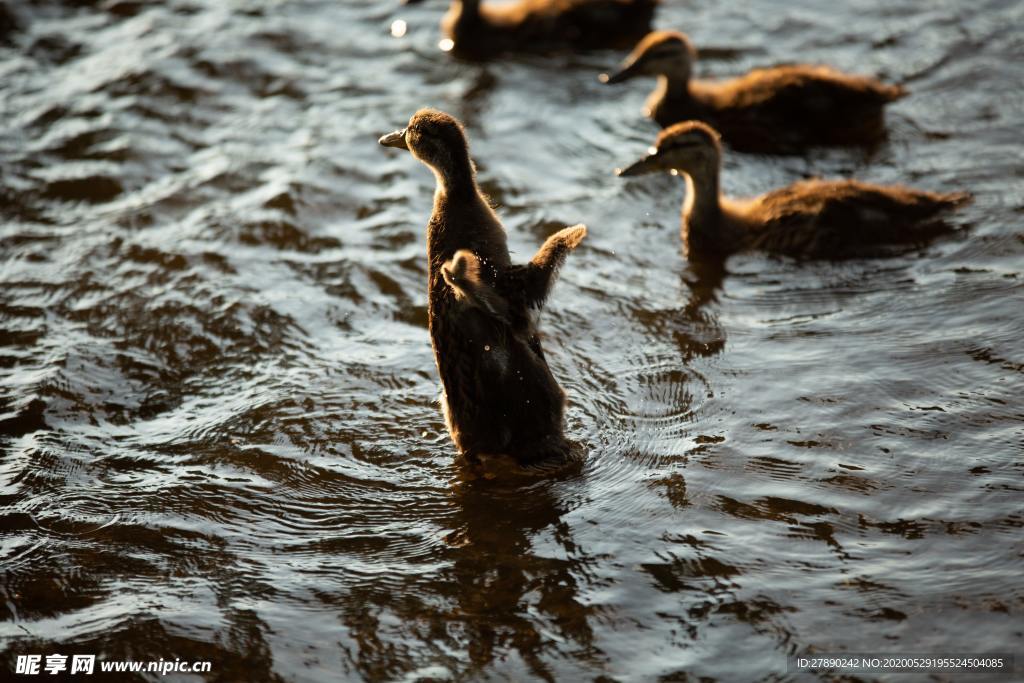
[504,0,655,47]
[554,0,657,31]
[721,65,904,111]
[709,65,905,149]
[503,224,587,312]
[442,250,511,324]
[750,180,967,257]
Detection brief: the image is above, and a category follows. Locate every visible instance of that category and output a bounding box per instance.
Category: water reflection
[441,478,600,680]
[329,475,603,681]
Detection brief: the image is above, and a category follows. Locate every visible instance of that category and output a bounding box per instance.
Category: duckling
[379,108,587,466]
[404,0,657,58]
[618,121,969,260]
[602,31,906,152]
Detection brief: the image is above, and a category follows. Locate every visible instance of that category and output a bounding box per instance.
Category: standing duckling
[618,121,969,260]
[404,0,657,58]
[602,31,906,153]
[379,109,587,467]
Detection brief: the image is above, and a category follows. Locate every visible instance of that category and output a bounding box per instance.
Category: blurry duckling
[379,108,587,467]
[404,0,657,58]
[602,31,905,152]
[618,121,970,260]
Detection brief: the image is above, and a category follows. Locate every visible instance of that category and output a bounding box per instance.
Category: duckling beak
[378,128,409,150]
[600,59,643,85]
[616,152,662,177]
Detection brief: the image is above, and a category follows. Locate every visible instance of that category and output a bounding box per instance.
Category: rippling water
[1,0,1022,681]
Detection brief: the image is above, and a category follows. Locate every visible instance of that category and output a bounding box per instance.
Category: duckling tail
[942,190,973,207]
[919,189,973,213]
[879,82,908,101]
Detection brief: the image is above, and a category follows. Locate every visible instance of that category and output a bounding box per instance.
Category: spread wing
[442,224,586,334]
[503,223,587,312]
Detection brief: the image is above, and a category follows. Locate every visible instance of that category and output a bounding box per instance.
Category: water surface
[1,0,1022,681]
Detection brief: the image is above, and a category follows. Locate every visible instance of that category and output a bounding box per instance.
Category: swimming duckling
[618,121,969,259]
[602,31,906,152]
[405,0,657,58]
[379,108,587,466]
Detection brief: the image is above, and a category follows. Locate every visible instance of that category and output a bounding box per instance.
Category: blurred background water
[0,0,1022,681]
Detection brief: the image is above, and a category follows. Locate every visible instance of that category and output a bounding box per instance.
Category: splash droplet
[439,38,455,52]
[390,19,407,38]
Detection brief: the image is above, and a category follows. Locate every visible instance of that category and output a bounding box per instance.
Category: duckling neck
[681,169,729,253]
[657,73,690,102]
[427,155,496,262]
[452,0,480,23]
[431,155,479,201]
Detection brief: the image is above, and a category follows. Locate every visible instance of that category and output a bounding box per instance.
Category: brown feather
[436,0,657,58]
[380,109,586,466]
[613,30,905,152]
[623,121,970,260]
[744,180,971,258]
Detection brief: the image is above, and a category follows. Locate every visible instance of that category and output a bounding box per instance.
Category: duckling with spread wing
[379,109,587,467]
[405,0,657,58]
[602,31,905,152]
[618,121,969,260]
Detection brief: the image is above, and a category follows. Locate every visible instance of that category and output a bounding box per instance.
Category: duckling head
[617,121,721,179]
[601,30,696,85]
[379,108,473,182]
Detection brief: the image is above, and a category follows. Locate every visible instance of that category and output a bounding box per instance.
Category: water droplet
[390,20,407,38]
[484,345,491,351]
[439,38,455,52]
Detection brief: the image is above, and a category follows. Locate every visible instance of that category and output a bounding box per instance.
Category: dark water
[1,0,1022,681]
